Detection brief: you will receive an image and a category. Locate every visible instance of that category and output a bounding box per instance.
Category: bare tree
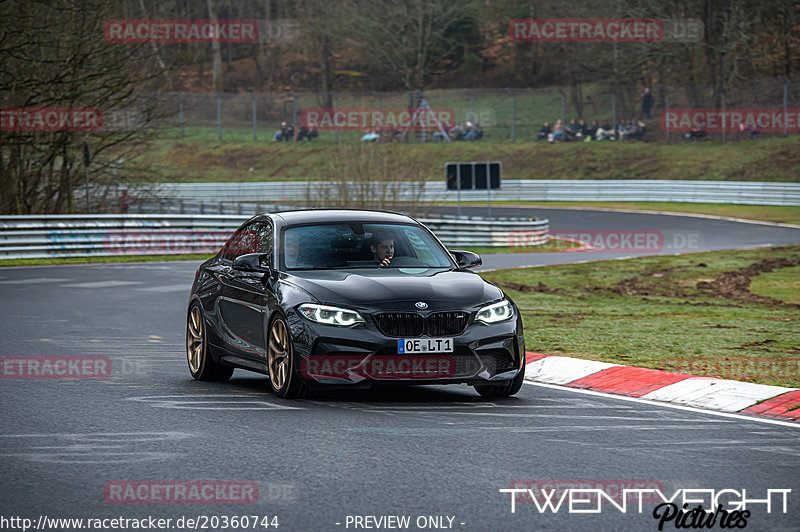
[0,0,170,214]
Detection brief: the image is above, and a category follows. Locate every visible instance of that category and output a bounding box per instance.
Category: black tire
[474,356,526,398]
[186,302,234,382]
[266,314,308,398]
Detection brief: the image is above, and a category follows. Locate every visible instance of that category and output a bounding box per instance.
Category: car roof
[270,209,418,226]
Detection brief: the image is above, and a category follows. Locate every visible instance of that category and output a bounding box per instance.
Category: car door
[216,220,275,362]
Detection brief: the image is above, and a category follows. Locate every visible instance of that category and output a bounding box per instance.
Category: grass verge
[131,134,800,182]
[480,245,800,388]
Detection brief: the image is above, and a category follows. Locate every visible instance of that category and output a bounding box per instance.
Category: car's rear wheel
[186,303,234,381]
[473,357,525,398]
[267,315,307,398]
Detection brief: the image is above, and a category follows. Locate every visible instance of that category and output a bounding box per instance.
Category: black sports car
[186,209,526,398]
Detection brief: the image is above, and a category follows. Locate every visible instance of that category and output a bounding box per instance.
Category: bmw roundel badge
[415,301,428,309]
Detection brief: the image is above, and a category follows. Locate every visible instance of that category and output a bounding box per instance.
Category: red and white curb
[524,353,800,423]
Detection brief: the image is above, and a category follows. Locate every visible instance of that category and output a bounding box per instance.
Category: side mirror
[450,250,482,269]
[233,253,272,274]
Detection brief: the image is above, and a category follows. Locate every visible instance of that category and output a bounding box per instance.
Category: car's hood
[283,268,503,311]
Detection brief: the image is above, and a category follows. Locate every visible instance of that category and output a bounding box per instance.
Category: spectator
[739,122,760,140]
[627,120,647,140]
[585,120,599,141]
[274,121,294,142]
[465,121,483,140]
[361,128,380,142]
[549,119,565,142]
[449,123,465,141]
[684,126,707,141]
[595,121,615,140]
[641,88,654,119]
[537,122,551,141]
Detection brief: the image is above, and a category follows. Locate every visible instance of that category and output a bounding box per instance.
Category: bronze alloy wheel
[186,303,233,382]
[268,318,289,390]
[266,316,307,398]
[187,305,204,374]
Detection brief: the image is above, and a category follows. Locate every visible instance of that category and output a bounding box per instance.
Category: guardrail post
[456,164,462,217]
[180,200,185,214]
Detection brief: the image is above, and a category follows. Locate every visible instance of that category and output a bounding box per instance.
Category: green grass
[131,133,800,183]
[480,245,800,388]
[0,254,214,267]
[750,265,800,305]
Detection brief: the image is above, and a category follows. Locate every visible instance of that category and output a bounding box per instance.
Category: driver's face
[373,240,394,260]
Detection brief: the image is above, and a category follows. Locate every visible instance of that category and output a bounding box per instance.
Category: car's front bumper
[288,311,525,386]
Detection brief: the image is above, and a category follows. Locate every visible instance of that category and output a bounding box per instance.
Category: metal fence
[144,77,800,144]
[0,214,549,260]
[135,180,800,207]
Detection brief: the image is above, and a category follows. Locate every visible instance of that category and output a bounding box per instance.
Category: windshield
[281,223,453,271]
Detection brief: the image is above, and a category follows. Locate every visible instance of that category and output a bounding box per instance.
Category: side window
[255,221,273,264]
[222,222,265,262]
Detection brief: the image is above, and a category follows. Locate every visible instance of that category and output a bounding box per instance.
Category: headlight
[476,300,514,324]
[298,304,365,326]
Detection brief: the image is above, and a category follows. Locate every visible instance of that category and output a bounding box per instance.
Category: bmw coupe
[186,210,525,398]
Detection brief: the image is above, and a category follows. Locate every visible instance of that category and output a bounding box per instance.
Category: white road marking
[137,285,191,292]
[127,394,302,410]
[523,381,800,429]
[0,277,68,285]
[62,280,143,288]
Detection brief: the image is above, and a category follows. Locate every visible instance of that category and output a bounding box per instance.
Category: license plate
[398,338,453,354]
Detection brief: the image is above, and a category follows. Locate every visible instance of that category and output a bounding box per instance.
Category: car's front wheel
[473,357,526,398]
[186,302,234,381]
[266,314,307,398]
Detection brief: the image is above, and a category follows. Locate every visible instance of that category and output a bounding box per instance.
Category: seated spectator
[617,120,634,141]
[549,119,565,142]
[274,121,294,141]
[595,121,615,140]
[449,124,465,141]
[684,127,707,141]
[537,122,551,141]
[585,120,599,141]
[465,121,483,140]
[361,128,380,142]
[739,122,760,140]
[627,120,647,140]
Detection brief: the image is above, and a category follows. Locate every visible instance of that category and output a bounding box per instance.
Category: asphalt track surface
[1,209,799,531]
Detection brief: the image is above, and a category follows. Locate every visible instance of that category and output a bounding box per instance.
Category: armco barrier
[0,214,548,260]
[143,180,800,206]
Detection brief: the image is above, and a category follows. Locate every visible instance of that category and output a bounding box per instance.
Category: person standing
[641,88,654,119]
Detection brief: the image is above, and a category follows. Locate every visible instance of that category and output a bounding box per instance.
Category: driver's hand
[380,256,392,267]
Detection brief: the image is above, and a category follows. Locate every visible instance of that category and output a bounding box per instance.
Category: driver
[370,234,394,267]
